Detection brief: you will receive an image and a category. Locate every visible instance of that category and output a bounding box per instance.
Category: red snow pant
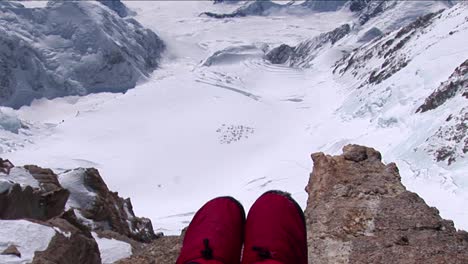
[176,191,307,264]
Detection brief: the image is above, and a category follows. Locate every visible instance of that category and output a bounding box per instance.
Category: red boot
[176,197,245,264]
[241,191,307,264]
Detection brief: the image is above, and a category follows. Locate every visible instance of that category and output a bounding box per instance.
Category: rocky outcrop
[1,161,160,263]
[334,11,443,86]
[0,165,69,220]
[1,245,20,258]
[32,216,101,264]
[414,59,468,165]
[0,1,164,108]
[60,168,157,242]
[97,0,132,17]
[266,24,350,67]
[417,59,468,113]
[305,145,468,264]
[202,0,284,18]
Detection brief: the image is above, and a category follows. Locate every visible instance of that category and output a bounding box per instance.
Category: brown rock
[32,217,101,264]
[305,144,468,264]
[24,165,62,192]
[1,245,21,258]
[0,158,14,174]
[0,171,69,221]
[65,168,157,242]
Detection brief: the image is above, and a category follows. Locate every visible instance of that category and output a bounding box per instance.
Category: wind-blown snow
[92,232,132,264]
[59,168,96,211]
[0,167,38,189]
[0,220,55,264]
[1,1,467,236]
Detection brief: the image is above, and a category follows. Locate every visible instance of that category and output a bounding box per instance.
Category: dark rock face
[265,44,295,64]
[417,59,468,113]
[425,107,467,165]
[334,11,442,86]
[0,165,69,221]
[305,145,468,264]
[266,24,350,67]
[0,158,13,174]
[62,168,157,242]
[98,0,131,17]
[415,59,468,165]
[202,0,283,18]
[32,217,101,264]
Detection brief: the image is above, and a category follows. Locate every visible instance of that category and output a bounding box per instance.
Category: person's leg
[176,197,245,264]
[241,191,307,264]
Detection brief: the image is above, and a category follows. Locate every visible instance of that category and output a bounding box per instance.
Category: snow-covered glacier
[0,1,164,108]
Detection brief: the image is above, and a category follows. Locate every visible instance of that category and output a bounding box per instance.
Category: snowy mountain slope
[0,1,164,108]
[265,1,451,68]
[0,0,466,238]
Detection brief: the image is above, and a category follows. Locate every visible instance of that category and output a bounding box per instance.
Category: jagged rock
[0,166,69,221]
[413,59,468,165]
[417,59,468,113]
[60,168,157,242]
[265,44,294,64]
[305,144,468,264]
[0,1,164,108]
[334,11,443,86]
[98,0,132,17]
[1,245,21,258]
[0,158,13,174]
[266,24,350,67]
[202,0,284,18]
[32,216,101,264]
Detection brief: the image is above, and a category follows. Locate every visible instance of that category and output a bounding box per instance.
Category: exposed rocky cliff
[266,24,351,67]
[0,159,159,263]
[305,145,468,263]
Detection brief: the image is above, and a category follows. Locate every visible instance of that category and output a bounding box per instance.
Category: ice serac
[60,168,157,242]
[0,1,165,109]
[305,145,468,264]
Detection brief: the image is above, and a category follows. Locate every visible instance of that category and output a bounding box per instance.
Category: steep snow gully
[1,0,467,239]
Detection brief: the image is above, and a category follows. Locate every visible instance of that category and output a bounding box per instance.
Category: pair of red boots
[176,191,307,264]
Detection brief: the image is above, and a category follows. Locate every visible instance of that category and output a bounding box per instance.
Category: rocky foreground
[119,145,468,264]
[1,145,468,263]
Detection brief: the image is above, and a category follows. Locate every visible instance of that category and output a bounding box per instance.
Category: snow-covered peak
[0,1,164,108]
